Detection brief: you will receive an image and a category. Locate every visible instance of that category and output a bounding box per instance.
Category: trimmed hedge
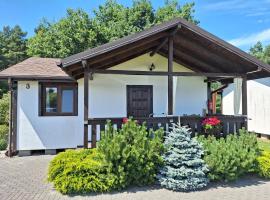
[257,151,270,178]
[0,93,9,150]
[0,124,8,150]
[48,149,117,194]
[0,93,9,125]
[197,128,259,182]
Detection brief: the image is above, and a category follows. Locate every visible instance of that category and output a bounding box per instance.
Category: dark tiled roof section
[0,57,73,80]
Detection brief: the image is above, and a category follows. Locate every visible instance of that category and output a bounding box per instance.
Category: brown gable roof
[61,18,182,67]
[0,57,73,81]
[61,18,270,80]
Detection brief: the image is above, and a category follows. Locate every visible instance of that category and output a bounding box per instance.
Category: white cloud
[203,0,270,17]
[246,11,268,17]
[229,28,270,47]
[203,0,246,11]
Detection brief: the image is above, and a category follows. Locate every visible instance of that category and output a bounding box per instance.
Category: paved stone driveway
[0,154,270,200]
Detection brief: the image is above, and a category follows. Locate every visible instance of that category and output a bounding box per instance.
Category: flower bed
[48,119,270,195]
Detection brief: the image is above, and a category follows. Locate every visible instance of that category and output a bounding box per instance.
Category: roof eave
[61,20,182,67]
[0,75,75,82]
[177,19,270,73]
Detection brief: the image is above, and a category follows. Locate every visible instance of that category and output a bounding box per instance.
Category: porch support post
[207,82,212,114]
[242,74,248,128]
[168,35,173,115]
[82,60,89,148]
[7,78,13,157]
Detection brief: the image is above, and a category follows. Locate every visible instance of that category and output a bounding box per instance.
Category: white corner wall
[223,78,270,135]
[17,81,84,150]
[17,54,207,150]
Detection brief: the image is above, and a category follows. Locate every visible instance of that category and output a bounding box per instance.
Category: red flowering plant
[122,117,138,124]
[202,117,222,137]
[122,117,129,124]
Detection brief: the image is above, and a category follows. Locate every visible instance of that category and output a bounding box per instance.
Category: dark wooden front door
[127,85,153,118]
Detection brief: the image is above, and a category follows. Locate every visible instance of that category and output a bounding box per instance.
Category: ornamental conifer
[159,124,209,191]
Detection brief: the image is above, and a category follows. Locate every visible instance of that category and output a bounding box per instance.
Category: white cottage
[1,18,269,156]
[223,78,270,137]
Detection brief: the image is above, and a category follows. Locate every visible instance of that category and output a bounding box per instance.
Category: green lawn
[258,139,270,151]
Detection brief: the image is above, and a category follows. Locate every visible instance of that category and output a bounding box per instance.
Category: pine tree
[159,124,209,191]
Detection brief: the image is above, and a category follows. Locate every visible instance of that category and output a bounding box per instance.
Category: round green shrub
[257,150,270,178]
[48,149,117,194]
[0,124,8,150]
[0,139,7,150]
[0,93,9,125]
[197,128,259,182]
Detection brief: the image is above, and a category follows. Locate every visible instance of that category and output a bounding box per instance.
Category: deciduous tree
[27,9,97,58]
[249,41,270,64]
[27,0,198,58]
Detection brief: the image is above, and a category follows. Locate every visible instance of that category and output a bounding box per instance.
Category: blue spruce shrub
[158,124,209,191]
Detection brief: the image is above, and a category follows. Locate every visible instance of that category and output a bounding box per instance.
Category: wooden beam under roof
[157,51,201,72]
[65,32,170,74]
[150,25,180,57]
[160,47,223,73]
[72,44,158,79]
[177,29,256,73]
[90,69,243,77]
[150,38,168,57]
[173,36,235,73]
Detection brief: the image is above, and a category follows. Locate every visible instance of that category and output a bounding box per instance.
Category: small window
[40,83,78,116]
[61,88,74,113]
[45,87,58,113]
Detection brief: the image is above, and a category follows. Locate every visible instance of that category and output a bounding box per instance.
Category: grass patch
[258,139,270,151]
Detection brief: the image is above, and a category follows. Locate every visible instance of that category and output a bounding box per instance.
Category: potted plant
[202,117,222,137]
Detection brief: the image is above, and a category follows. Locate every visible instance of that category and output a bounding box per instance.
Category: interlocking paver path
[0,154,270,200]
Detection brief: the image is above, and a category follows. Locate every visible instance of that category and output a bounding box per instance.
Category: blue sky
[0,0,270,51]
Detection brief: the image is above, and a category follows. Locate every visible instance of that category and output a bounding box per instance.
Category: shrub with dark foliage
[197,128,259,182]
[98,119,164,190]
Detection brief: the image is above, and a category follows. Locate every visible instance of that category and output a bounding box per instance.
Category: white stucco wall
[87,54,207,117]
[17,81,84,150]
[223,78,270,135]
[17,54,207,150]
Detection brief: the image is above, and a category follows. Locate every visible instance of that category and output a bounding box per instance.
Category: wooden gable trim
[90,69,243,77]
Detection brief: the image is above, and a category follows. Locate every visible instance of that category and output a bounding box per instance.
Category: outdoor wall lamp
[26,83,30,89]
[149,63,156,71]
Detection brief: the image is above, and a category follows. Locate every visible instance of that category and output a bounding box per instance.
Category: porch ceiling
[60,18,270,81]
